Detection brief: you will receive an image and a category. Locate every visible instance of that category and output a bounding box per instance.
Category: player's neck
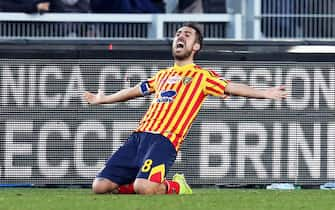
[174,58,194,67]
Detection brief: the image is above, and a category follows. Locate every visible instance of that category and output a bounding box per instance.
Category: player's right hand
[83,89,105,105]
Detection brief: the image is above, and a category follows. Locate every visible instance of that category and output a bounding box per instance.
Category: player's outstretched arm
[83,85,143,105]
[225,82,287,100]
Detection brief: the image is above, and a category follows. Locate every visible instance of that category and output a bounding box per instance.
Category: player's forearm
[225,82,268,99]
[100,86,143,104]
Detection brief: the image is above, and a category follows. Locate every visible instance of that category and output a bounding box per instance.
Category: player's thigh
[96,134,140,185]
[137,136,177,183]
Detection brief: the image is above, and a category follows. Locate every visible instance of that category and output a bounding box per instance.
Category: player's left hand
[83,89,105,105]
[264,85,288,100]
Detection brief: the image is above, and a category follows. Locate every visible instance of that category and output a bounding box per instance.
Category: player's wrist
[96,95,107,104]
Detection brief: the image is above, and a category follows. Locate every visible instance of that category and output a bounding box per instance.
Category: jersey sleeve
[138,75,156,96]
[203,70,229,97]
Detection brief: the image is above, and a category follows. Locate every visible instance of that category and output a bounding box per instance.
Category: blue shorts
[96,132,177,185]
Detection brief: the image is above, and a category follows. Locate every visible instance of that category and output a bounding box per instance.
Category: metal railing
[1,0,334,41]
[254,0,335,40]
[0,13,242,40]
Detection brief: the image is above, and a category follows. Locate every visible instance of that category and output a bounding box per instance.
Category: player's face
[172,26,199,61]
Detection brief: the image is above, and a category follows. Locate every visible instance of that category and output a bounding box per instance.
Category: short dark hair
[183,23,203,51]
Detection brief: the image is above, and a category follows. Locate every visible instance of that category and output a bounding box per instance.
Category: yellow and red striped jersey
[136,63,229,151]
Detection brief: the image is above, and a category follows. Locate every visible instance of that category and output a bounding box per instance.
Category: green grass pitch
[1,188,335,210]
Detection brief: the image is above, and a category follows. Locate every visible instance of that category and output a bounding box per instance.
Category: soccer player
[83,23,287,195]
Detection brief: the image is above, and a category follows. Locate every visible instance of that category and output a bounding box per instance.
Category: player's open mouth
[176,40,185,49]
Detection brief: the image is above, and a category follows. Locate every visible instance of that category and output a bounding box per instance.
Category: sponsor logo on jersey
[157,90,177,103]
[167,75,182,84]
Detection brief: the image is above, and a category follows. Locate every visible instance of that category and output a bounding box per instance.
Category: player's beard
[173,49,193,61]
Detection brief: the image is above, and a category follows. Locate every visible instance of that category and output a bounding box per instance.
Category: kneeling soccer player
[84,23,287,195]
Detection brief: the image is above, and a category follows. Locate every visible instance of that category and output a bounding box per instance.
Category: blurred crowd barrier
[260,0,335,39]
[0,0,334,40]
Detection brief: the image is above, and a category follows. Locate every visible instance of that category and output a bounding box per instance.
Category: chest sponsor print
[156,90,177,103]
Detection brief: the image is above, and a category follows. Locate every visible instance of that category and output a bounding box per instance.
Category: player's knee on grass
[133,178,166,195]
[92,178,118,194]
